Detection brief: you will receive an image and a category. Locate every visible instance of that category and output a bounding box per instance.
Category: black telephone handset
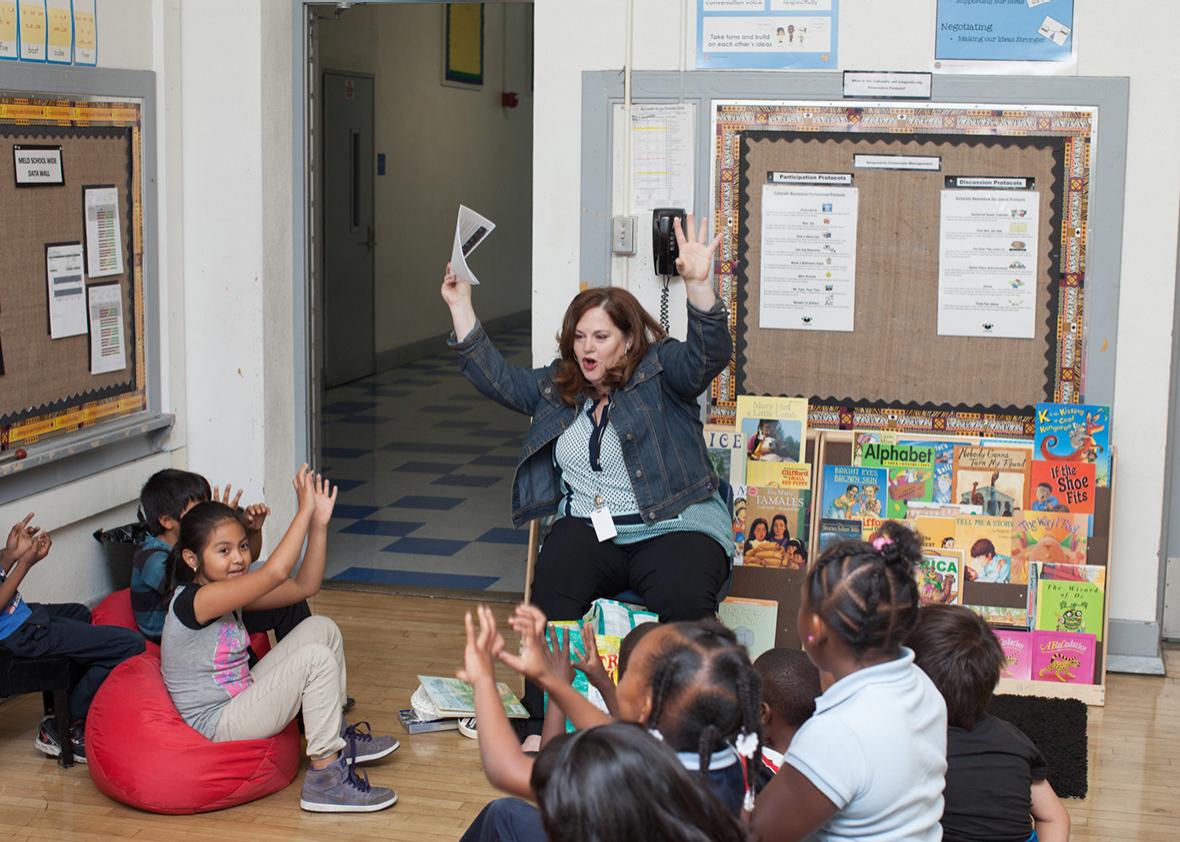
[652,208,686,276]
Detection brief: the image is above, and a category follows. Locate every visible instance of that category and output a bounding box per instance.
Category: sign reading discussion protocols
[14,145,64,185]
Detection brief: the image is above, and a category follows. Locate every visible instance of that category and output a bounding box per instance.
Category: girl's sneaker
[342,721,399,764]
[34,716,86,764]
[299,755,397,813]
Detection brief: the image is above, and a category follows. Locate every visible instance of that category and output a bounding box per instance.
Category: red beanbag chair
[91,588,271,657]
[86,650,301,813]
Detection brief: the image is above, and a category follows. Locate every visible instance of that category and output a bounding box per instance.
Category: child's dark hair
[970,538,996,558]
[165,501,247,592]
[532,722,747,842]
[140,469,211,535]
[805,519,921,657]
[617,621,659,681]
[908,604,1004,728]
[753,647,821,728]
[644,620,763,810]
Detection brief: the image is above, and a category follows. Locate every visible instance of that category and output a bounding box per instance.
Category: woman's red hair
[551,287,666,406]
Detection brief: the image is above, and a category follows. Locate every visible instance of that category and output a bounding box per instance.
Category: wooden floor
[1,589,1177,841]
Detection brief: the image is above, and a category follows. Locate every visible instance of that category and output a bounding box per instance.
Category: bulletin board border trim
[733,129,1070,435]
[712,100,1095,433]
[0,122,141,428]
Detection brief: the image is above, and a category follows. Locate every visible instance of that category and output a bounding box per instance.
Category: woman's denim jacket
[450,301,733,528]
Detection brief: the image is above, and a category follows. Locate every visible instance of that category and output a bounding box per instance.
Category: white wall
[533,0,1180,639]
[317,2,534,360]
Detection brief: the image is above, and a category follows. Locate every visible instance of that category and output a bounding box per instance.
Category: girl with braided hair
[455,605,764,841]
[752,520,948,842]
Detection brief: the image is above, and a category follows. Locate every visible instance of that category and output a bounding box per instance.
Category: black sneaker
[34,717,87,764]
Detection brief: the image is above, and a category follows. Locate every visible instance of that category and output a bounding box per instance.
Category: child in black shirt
[908,604,1070,842]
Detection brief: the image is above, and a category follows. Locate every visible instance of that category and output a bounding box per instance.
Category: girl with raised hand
[161,466,399,814]
[752,520,948,841]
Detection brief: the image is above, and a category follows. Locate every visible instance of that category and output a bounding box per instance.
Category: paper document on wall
[629,102,695,213]
[450,204,496,285]
[87,283,126,375]
[84,186,125,278]
[46,243,88,339]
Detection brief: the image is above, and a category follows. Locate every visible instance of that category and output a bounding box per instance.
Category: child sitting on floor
[458,606,763,841]
[752,646,821,785]
[160,466,397,813]
[908,604,1070,842]
[752,520,947,841]
[0,514,145,763]
[133,469,311,651]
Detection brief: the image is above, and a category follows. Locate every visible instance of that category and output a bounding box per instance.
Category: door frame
[319,67,377,389]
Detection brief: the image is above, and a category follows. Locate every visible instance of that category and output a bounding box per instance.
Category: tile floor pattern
[319,326,533,593]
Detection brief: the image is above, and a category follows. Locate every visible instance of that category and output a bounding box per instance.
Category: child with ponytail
[161,466,399,813]
[752,520,948,842]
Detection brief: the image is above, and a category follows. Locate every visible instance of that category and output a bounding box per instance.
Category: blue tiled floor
[320,325,532,592]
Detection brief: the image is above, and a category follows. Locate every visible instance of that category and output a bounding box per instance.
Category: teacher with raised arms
[442,215,733,732]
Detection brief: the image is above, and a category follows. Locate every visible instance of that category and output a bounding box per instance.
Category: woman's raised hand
[440,262,472,308]
[673,213,722,286]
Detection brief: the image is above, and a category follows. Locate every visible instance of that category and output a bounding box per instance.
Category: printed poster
[87,283,126,375]
[935,0,1074,68]
[18,0,45,61]
[45,243,87,338]
[45,0,68,63]
[759,182,858,332]
[84,186,124,278]
[937,188,1040,338]
[0,1,17,59]
[697,0,838,70]
[72,0,95,65]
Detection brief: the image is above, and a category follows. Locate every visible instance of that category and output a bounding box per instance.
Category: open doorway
[306,1,534,595]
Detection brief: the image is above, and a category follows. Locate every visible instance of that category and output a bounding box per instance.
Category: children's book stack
[401,675,528,734]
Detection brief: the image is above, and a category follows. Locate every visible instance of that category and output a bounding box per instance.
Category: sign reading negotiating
[13,144,64,185]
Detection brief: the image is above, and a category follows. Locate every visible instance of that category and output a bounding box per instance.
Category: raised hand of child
[23,531,52,566]
[573,620,610,685]
[457,604,505,687]
[293,464,315,514]
[212,483,244,512]
[243,503,270,533]
[543,624,576,686]
[3,513,37,564]
[310,474,338,527]
[500,604,554,682]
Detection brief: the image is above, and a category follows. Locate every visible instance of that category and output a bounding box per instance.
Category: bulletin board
[714,101,1094,435]
[0,96,145,450]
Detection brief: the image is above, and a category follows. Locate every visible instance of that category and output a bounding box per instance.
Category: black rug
[987,695,1088,799]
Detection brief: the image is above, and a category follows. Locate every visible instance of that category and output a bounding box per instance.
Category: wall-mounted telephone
[652,208,686,331]
[652,208,686,277]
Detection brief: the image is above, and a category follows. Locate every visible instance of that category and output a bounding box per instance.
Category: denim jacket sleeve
[655,299,733,401]
[449,320,550,416]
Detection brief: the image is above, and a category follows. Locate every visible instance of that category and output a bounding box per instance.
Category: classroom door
[322,72,375,387]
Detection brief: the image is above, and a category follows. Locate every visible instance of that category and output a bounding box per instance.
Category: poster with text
[935,0,1074,71]
[697,0,837,69]
[938,188,1039,338]
[760,183,858,332]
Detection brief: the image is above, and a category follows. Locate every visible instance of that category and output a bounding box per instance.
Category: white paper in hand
[451,204,496,285]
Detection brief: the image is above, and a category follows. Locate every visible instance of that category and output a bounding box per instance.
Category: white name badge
[590,507,617,542]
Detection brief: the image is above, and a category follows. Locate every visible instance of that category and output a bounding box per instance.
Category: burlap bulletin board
[709,102,1095,436]
[0,97,145,449]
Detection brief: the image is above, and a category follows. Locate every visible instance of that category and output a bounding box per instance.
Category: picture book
[1034,402,1112,487]
[859,440,937,519]
[954,515,1017,583]
[968,605,1030,629]
[746,460,813,490]
[914,515,957,550]
[398,708,461,735]
[732,484,749,565]
[1028,460,1096,515]
[916,548,963,606]
[819,518,862,553]
[900,438,958,503]
[417,675,529,719]
[1031,631,1097,684]
[550,623,623,725]
[952,445,1031,520]
[737,396,808,466]
[703,423,746,488]
[996,630,1033,680]
[1013,510,1089,567]
[743,485,811,569]
[904,501,982,519]
[718,597,780,662]
[1032,563,1105,641]
[820,464,887,520]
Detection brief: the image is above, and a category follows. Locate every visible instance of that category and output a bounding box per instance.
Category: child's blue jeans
[0,603,145,719]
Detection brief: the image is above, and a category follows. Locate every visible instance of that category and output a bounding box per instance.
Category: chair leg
[53,690,73,769]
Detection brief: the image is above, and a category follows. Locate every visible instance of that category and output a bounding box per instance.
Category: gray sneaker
[342,721,400,764]
[299,756,397,813]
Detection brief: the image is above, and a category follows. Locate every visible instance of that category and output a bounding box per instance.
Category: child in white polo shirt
[752,520,948,841]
